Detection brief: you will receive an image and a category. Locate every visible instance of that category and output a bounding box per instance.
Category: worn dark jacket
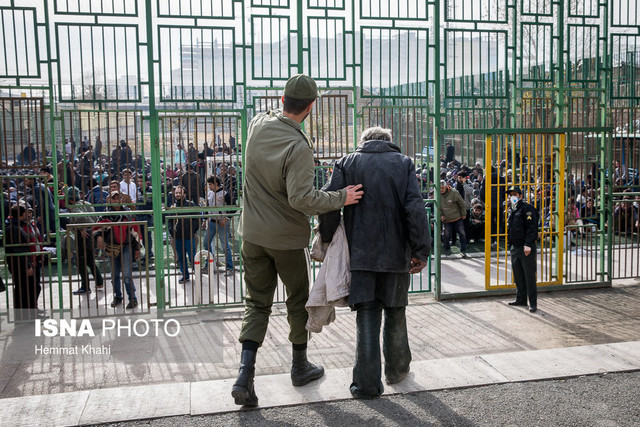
[168,199,200,240]
[320,140,432,273]
[181,171,203,202]
[507,200,539,247]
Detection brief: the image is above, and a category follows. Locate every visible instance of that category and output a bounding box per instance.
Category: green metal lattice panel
[54,0,138,16]
[611,0,639,27]
[445,0,508,23]
[567,24,601,83]
[520,22,554,82]
[250,15,291,80]
[158,25,236,102]
[0,7,40,79]
[611,35,639,99]
[309,0,345,10]
[520,0,552,16]
[359,0,428,20]
[252,0,289,8]
[360,26,429,98]
[444,29,508,99]
[307,17,347,81]
[157,0,235,18]
[568,0,600,17]
[55,23,141,102]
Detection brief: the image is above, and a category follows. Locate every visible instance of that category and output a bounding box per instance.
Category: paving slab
[79,382,190,425]
[480,343,640,382]
[0,390,90,427]
[388,356,510,393]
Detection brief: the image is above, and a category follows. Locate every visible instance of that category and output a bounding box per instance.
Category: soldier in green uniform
[506,186,540,313]
[232,74,364,407]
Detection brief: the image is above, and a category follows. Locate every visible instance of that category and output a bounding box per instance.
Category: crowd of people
[1,134,242,316]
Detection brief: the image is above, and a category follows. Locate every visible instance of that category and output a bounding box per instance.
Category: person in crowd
[232,74,363,407]
[202,141,215,157]
[94,136,103,160]
[4,204,44,320]
[481,166,506,248]
[110,180,132,206]
[506,186,540,313]
[94,191,141,309]
[580,197,599,228]
[454,171,474,241]
[439,180,468,257]
[85,178,109,212]
[181,162,203,204]
[469,200,486,243]
[319,126,431,399]
[22,142,37,165]
[111,140,133,173]
[187,142,198,164]
[222,164,238,205]
[119,169,137,203]
[195,153,208,189]
[136,175,154,260]
[168,185,200,283]
[23,174,56,237]
[67,187,103,295]
[205,175,234,275]
[174,143,187,172]
[613,195,638,235]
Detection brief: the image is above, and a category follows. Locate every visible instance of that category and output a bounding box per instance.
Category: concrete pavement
[0,280,639,425]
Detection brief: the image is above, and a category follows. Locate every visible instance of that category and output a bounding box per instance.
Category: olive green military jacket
[238,110,346,250]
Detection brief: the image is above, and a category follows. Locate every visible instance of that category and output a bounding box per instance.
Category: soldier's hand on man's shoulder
[343,184,364,206]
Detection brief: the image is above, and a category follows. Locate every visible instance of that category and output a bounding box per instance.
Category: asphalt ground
[102,370,640,427]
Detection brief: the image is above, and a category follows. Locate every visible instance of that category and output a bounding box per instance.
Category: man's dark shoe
[443,248,452,256]
[95,283,104,289]
[291,348,324,387]
[72,288,91,295]
[350,385,382,400]
[110,298,123,308]
[178,277,189,284]
[529,307,537,313]
[385,367,410,385]
[508,301,528,306]
[231,349,258,407]
[126,300,138,309]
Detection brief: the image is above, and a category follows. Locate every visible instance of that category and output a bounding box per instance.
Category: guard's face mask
[510,196,519,208]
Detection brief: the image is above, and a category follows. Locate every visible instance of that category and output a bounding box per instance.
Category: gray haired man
[320,126,432,399]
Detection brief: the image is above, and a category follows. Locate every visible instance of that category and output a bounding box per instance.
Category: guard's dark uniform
[507,200,539,308]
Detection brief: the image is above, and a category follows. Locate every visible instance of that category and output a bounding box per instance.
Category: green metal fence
[0,0,638,317]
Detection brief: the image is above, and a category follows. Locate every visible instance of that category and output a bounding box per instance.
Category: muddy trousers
[351,300,411,398]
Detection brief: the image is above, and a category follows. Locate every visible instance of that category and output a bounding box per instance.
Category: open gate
[484,134,566,290]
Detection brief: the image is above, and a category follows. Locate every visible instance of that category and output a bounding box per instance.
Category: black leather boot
[231,349,258,406]
[291,348,325,386]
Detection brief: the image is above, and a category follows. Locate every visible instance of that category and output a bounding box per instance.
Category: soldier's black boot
[291,347,325,386]
[231,349,258,406]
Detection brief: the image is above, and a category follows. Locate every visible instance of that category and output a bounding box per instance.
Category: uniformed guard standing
[506,186,540,313]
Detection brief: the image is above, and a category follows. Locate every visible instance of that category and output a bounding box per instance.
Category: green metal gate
[0,0,638,318]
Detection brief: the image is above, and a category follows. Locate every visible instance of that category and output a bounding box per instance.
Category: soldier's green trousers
[238,240,311,346]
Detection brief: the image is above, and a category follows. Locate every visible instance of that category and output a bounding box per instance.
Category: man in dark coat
[168,185,200,283]
[4,204,42,320]
[320,126,431,399]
